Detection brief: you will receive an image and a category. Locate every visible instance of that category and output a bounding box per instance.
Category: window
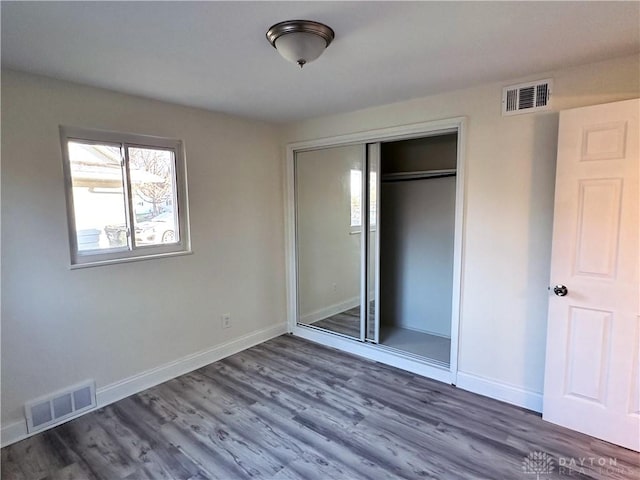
[60,126,190,267]
[350,169,376,233]
[350,169,362,229]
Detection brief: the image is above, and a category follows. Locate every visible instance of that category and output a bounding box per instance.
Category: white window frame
[60,126,191,268]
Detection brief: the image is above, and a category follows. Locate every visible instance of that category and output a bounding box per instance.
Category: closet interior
[378,134,457,365]
[293,130,459,368]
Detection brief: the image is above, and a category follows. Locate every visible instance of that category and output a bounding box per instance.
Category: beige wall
[281,54,640,395]
[1,70,286,428]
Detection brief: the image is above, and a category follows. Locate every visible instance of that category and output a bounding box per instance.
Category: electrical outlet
[332,282,337,292]
[221,313,231,329]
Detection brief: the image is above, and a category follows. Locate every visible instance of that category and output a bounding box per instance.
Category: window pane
[68,141,128,252]
[350,169,362,227]
[128,147,179,246]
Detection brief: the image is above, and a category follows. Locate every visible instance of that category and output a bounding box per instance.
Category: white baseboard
[299,296,359,324]
[456,371,543,413]
[1,322,287,448]
[393,324,451,339]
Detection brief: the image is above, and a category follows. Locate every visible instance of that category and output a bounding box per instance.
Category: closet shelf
[381,169,456,182]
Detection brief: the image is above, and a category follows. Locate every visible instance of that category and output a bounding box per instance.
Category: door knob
[553,285,568,296]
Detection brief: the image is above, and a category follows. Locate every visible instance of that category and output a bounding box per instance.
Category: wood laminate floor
[2,335,638,480]
[310,306,361,337]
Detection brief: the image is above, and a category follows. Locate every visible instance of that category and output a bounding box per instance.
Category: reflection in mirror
[366,143,379,342]
[295,145,363,339]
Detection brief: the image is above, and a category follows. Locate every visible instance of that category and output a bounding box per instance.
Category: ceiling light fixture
[266,20,334,68]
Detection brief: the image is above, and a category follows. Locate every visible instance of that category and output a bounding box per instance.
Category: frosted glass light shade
[266,20,334,68]
[275,32,327,66]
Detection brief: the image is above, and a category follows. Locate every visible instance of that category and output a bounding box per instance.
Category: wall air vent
[25,380,96,434]
[502,79,552,116]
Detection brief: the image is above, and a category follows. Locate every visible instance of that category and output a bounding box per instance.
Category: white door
[543,98,639,451]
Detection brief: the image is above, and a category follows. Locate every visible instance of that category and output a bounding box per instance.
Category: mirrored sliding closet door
[294,144,367,340]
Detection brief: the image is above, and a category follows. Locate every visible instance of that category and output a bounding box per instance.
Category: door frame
[284,117,467,384]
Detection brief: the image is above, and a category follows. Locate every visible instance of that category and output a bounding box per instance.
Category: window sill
[69,249,193,269]
[349,228,377,235]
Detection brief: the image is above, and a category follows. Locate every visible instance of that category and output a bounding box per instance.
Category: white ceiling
[2,2,638,123]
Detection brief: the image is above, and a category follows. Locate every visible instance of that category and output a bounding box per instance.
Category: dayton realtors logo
[522,451,555,479]
[521,451,632,478]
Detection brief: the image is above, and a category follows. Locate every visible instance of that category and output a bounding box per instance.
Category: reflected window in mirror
[350,169,376,234]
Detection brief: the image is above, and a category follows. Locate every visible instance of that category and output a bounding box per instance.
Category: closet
[288,119,463,381]
[378,135,457,365]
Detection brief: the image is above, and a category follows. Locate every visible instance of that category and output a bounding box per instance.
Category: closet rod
[381,169,456,183]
